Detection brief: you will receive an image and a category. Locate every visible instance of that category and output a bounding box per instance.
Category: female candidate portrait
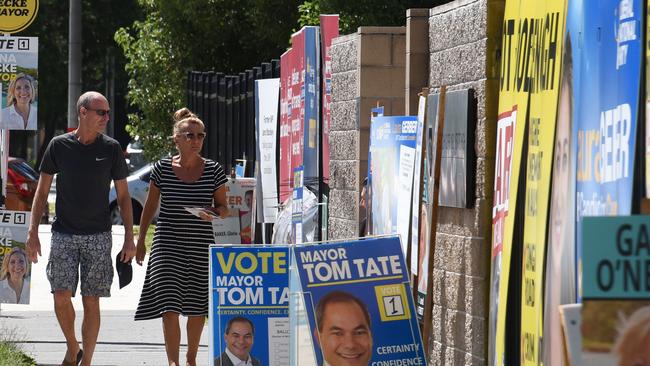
[0,247,30,304]
[134,108,228,366]
[1,73,38,130]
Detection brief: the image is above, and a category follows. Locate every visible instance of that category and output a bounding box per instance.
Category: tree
[115,0,301,160]
[114,12,183,161]
[297,0,448,33]
[9,0,142,165]
[117,0,449,160]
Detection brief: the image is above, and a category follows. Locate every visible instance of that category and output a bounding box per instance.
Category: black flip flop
[75,349,83,366]
[61,349,83,366]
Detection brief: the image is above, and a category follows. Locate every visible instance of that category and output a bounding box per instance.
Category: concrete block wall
[406,9,430,115]
[328,27,406,240]
[427,0,504,365]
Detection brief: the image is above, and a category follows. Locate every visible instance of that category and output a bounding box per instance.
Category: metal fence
[186,60,280,174]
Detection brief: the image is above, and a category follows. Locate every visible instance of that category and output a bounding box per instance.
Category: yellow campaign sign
[0,0,39,34]
[490,0,528,364]
[519,0,566,365]
[490,0,566,365]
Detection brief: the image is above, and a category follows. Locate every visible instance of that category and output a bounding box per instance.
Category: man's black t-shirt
[40,132,129,234]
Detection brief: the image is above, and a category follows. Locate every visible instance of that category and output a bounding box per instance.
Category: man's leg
[53,290,81,363]
[162,312,181,366]
[78,231,113,366]
[48,232,82,364]
[80,296,100,366]
[186,315,205,366]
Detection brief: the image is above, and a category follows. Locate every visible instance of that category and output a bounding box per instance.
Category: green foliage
[297,1,321,28]
[117,0,450,159]
[0,323,36,366]
[297,0,447,34]
[133,224,156,252]
[115,14,181,161]
[115,0,301,160]
[0,343,36,366]
[9,0,142,162]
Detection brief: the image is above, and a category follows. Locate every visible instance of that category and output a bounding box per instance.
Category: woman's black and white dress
[135,157,227,320]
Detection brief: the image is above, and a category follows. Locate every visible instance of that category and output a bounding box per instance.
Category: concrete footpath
[0,225,209,366]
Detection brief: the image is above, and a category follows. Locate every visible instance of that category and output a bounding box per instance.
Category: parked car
[125,138,147,173]
[5,157,48,223]
[108,163,157,225]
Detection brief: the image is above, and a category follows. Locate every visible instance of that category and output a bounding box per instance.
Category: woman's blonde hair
[0,247,29,280]
[7,73,37,107]
[172,107,204,134]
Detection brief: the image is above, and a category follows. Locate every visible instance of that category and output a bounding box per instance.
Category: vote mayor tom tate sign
[0,0,39,34]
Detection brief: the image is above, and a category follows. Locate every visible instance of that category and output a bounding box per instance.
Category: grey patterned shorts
[46,231,113,297]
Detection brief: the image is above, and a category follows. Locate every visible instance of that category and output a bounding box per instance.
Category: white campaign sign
[256,78,280,223]
[396,145,416,256]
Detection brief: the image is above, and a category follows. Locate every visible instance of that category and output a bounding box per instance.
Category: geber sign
[0,0,39,34]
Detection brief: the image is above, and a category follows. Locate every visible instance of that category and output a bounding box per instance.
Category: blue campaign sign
[293,236,426,366]
[302,26,320,191]
[210,245,290,366]
[582,216,650,299]
[369,116,418,237]
[292,166,304,244]
[575,0,643,299]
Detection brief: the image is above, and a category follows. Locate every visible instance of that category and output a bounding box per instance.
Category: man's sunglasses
[179,132,206,140]
[85,108,110,116]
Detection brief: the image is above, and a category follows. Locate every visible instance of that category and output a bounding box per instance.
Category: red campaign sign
[320,15,339,187]
[279,49,293,204]
[290,29,305,192]
[492,107,516,258]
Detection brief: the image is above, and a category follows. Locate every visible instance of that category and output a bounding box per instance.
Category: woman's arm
[135,181,161,265]
[212,185,229,218]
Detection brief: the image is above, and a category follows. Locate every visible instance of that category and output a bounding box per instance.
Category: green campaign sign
[583,216,650,299]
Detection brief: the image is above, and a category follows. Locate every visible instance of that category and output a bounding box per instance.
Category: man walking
[26,91,136,366]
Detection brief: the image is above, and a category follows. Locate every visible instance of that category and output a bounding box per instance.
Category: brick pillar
[406,9,430,115]
[328,27,406,241]
[427,0,504,365]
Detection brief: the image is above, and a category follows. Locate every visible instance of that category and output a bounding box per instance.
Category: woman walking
[134,108,228,366]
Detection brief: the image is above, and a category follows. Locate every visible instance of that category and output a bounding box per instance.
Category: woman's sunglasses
[179,132,206,140]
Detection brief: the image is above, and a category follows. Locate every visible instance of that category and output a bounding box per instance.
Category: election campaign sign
[225,178,256,244]
[320,15,339,187]
[293,236,426,366]
[581,216,650,365]
[0,35,38,130]
[368,116,418,256]
[0,209,31,304]
[210,245,290,366]
[518,2,567,365]
[575,0,642,303]
[255,78,280,223]
[0,0,39,34]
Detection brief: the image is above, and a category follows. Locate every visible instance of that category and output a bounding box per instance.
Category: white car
[125,138,147,173]
[108,163,158,225]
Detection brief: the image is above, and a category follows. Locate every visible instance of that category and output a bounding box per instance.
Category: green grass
[0,323,36,366]
[0,343,36,366]
[133,225,156,252]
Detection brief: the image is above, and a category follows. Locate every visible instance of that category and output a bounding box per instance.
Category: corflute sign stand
[209,238,426,365]
[292,235,426,366]
[209,245,290,366]
[0,0,39,312]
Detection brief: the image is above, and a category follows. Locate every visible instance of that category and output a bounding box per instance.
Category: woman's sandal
[61,349,83,366]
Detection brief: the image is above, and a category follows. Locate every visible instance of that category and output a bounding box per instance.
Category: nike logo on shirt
[96,157,107,161]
